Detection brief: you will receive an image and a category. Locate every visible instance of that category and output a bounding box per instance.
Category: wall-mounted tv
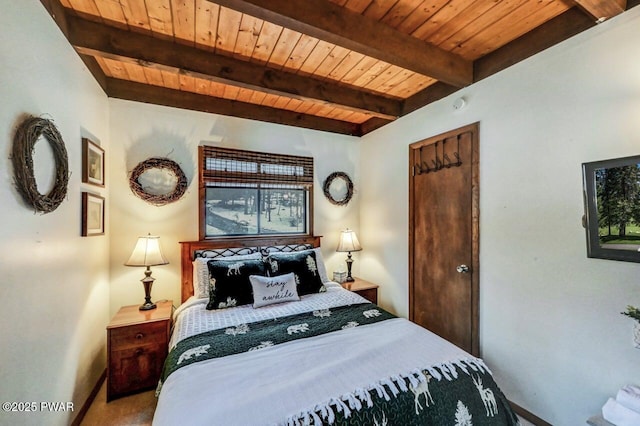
[583,155,640,262]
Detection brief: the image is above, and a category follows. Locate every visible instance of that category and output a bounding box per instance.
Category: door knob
[456,264,469,273]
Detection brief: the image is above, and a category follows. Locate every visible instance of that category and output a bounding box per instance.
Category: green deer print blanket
[161,303,395,383]
[158,302,518,425]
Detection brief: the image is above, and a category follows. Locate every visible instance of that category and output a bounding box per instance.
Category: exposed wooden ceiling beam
[402,83,459,117]
[398,7,601,130]
[573,0,626,21]
[78,54,108,93]
[474,8,595,81]
[43,0,639,137]
[211,0,472,88]
[40,0,109,94]
[66,16,400,120]
[358,118,394,136]
[107,78,361,136]
[40,0,69,36]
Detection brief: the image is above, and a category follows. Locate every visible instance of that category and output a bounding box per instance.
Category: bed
[153,236,518,425]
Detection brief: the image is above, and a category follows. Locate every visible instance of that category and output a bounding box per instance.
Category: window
[199,146,314,239]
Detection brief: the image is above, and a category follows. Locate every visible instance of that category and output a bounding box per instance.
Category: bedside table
[107,300,173,401]
[342,277,379,304]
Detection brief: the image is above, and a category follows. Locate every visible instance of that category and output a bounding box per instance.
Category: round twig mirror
[322,171,354,206]
[12,116,69,214]
[129,158,187,206]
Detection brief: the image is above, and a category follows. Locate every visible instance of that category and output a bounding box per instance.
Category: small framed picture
[82,192,105,236]
[82,138,105,187]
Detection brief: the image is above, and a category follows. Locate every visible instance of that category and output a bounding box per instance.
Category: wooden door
[409,123,479,356]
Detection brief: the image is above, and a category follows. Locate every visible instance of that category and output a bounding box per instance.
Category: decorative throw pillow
[206,258,266,310]
[192,252,261,299]
[249,273,300,308]
[265,250,324,296]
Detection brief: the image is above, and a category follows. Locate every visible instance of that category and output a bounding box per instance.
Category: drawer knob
[135,348,143,356]
[135,333,144,340]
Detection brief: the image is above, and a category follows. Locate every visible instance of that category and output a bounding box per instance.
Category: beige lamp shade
[336,229,362,253]
[125,235,169,267]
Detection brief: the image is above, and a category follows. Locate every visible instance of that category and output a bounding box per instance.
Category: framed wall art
[82,138,105,187]
[82,192,105,236]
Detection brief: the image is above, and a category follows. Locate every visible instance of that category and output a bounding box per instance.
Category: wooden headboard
[180,235,321,303]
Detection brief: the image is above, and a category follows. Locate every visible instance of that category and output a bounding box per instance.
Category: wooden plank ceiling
[40,0,635,136]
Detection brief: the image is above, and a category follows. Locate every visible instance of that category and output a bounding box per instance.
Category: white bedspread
[154,285,481,426]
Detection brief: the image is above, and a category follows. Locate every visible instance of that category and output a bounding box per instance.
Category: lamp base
[139,301,157,311]
[345,252,355,282]
[139,269,157,311]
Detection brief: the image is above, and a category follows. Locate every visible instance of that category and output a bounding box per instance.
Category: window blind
[199,146,314,187]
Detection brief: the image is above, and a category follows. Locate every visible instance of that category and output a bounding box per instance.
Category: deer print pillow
[192,253,262,299]
[206,258,266,310]
[265,250,325,296]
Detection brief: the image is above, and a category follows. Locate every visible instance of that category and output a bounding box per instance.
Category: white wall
[0,2,110,425]
[108,101,360,314]
[360,8,640,425]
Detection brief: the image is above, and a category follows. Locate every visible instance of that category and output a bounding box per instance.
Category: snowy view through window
[205,186,307,236]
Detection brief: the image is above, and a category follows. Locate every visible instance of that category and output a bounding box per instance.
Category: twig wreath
[322,171,354,206]
[12,116,69,214]
[129,157,187,206]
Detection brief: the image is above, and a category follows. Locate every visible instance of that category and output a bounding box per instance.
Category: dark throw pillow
[265,250,324,296]
[206,258,266,310]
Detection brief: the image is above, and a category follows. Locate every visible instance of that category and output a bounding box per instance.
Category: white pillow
[312,248,330,284]
[192,252,262,298]
[249,273,300,308]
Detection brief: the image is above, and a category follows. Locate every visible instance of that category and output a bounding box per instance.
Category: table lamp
[125,234,169,310]
[336,229,362,282]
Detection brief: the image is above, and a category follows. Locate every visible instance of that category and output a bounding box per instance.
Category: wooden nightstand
[342,277,379,304]
[107,300,173,401]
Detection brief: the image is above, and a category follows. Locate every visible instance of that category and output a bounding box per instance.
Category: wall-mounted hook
[443,153,453,168]
[452,151,462,167]
[432,141,443,170]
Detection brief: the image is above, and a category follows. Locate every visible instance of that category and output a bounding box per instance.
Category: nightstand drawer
[109,344,166,396]
[110,321,167,350]
[356,287,377,304]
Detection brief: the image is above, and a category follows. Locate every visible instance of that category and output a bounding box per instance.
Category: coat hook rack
[415,136,463,175]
